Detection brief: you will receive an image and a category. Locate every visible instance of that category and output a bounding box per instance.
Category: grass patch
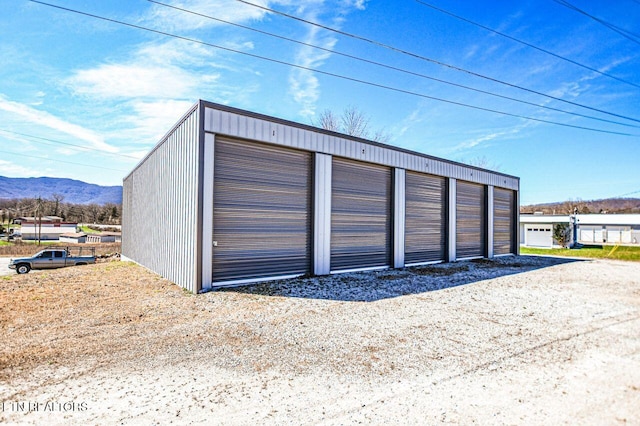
[79,226,101,234]
[521,245,640,262]
[0,241,11,247]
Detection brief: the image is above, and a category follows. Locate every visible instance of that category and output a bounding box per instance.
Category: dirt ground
[0,256,639,425]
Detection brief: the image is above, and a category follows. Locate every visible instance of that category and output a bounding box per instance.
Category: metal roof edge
[200,100,520,181]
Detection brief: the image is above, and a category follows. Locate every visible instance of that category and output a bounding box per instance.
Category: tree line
[0,196,121,226]
[521,198,640,215]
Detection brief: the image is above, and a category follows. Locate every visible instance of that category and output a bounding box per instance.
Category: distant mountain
[0,176,122,205]
[521,198,640,215]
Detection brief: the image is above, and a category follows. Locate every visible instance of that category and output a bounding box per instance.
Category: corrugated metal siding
[121,105,201,292]
[456,181,486,259]
[204,104,519,191]
[331,158,391,271]
[405,171,446,264]
[212,137,312,282]
[494,188,514,255]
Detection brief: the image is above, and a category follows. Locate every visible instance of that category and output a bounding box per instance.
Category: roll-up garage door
[525,226,552,247]
[456,181,486,259]
[212,137,312,282]
[493,188,514,255]
[331,158,391,271]
[405,171,446,264]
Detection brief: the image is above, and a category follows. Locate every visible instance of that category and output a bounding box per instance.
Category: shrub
[553,223,571,248]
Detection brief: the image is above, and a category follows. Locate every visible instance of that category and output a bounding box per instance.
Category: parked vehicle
[8,247,96,274]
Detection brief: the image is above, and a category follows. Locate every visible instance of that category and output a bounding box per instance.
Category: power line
[2,150,128,172]
[233,0,640,124]
[146,0,640,129]
[28,1,638,136]
[553,0,640,46]
[616,189,640,197]
[0,129,140,160]
[413,0,640,89]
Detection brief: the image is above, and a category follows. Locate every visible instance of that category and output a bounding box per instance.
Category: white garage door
[526,226,552,248]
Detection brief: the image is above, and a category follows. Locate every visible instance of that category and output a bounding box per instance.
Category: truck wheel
[16,264,31,274]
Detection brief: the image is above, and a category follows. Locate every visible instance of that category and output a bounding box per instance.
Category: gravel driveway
[1,255,639,425]
[0,257,12,276]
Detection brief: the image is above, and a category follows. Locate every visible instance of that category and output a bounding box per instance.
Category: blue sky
[0,0,639,205]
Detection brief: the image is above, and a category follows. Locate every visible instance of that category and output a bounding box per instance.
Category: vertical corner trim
[448,178,457,262]
[194,101,206,294]
[487,185,494,259]
[201,133,215,291]
[515,188,521,255]
[313,153,332,275]
[393,168,406,268]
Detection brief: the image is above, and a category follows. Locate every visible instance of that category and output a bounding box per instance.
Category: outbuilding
[520,213,640,247]
[86,232,121,243]
[122,101,519,293]
[18,216,78,241]
[59,232,87,244]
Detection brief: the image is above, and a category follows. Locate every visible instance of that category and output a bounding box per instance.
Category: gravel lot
[0,258,12,276]
[1,256,639,425]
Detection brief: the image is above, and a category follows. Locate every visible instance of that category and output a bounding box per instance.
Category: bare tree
[341,105,370,138]
[313,106,391,143]
[459,155,501,171]
[51,193,64,217]
[315,109,340,132]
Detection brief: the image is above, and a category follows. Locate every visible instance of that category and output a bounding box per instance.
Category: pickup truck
[9,247,96,274]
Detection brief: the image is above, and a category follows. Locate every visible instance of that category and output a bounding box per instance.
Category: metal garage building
[122,101,519,293]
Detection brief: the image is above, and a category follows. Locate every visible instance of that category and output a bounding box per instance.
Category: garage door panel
[405,171,446,264]
[456,181,486,258]
[494,188,514,255]
[331,158,391,271]
[526,227,552,247]
[212,137,312,282]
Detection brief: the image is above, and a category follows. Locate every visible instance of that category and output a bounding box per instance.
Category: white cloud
[143,0,274,32]
[0,94,118,153]
[70,63,199,99]
[0,159,42,177]
[67,40,220,100]
[346,0,367,10]
[124,99,197,143]
[453,122,533,152]
[286,1,369,117]
[288,15,340,117]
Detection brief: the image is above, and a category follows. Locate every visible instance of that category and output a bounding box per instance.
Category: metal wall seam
[487,185,494,258]
[314,153,332,275]
[448,178,457,261]
[393,168,406,268]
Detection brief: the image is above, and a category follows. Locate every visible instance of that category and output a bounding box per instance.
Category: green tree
[553,223,571,248]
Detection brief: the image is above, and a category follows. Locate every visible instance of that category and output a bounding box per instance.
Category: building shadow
[216,255,583,302]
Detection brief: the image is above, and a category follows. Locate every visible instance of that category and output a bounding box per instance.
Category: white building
[520,214,640,248]
[17,216,78,241]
